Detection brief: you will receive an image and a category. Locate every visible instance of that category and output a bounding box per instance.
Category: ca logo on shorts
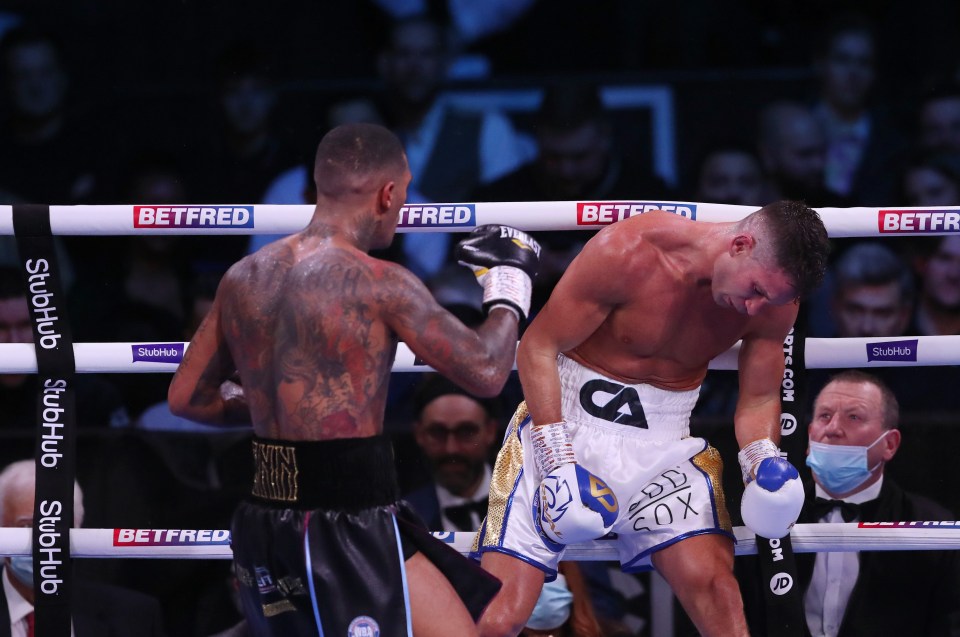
[579,379,648,427]
[348,616,380,637]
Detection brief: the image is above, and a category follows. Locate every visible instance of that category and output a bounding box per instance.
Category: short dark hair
[412,374,502,421]
[821,370,899,429]
[751,200,831,299]
[832,241,914,305]
[313,122,406,197]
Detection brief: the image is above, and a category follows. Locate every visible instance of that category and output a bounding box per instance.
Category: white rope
[1,203,957,237]
[0,524,956,559]
[0,336,956,373]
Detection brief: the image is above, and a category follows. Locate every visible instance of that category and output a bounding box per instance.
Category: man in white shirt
[739,370,960,637]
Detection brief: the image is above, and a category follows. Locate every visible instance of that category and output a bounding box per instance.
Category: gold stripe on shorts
[476,401,529,551]
[692,445,732,532]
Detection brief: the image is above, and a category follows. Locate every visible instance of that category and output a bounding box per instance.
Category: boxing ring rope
[4,200,958,637]
[0,335,957,373]
[0,524,959,560]
[0,201,959,236]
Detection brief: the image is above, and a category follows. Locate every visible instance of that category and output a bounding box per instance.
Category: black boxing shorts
[231,434,501,636]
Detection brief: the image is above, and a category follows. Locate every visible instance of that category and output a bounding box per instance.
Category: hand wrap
[456,225,541,321]
[531,422,618,545]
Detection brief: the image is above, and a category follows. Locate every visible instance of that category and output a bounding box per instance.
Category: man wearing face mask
[0,459,167,637]
[739,370,960,636]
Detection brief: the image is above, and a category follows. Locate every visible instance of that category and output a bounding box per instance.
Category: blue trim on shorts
[473,545,559,581]
[390,514,414,636]
[302,512,326,636]
[620,528,737,573]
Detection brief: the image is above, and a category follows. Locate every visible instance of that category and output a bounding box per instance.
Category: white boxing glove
[531,421,618,545]
[738,438,804,539]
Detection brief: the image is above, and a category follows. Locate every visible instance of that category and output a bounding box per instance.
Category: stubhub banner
[866,339,918,362]
[132,343,184,364]
[134,206,254,228]
[399,204,476,228]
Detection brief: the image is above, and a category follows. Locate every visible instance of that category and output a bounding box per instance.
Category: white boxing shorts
[473,354,733,578]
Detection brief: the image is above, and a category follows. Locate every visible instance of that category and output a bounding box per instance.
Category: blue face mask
[525,574,574,630]
[806,431,890,495]
[6,555,32,586]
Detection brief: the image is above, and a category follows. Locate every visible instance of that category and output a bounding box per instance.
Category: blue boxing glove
[457,225,541,321]
[531,421,618,545]
[738,438,804,539]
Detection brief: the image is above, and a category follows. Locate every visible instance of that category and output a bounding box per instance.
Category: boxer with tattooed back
[168,122,540,637]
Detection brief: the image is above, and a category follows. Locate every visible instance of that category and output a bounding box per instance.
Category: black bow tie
[443,498,489,531]
[812,497,861,523]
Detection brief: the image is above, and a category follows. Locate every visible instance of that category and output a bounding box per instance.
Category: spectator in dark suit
[692,141,766,207]
[911,234,960,336]
[828,242,916,339]
[807,241,960,414]
[738,370,960,636]
[374,14,535,282]
[0,459,167,637]
[756,100,851,208]
[809,13,907,206]
[473,81,674,316]
[404,373,501,532]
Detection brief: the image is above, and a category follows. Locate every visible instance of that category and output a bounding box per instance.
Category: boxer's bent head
[740,200,831,300]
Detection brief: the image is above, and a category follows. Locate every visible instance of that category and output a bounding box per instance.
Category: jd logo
[770,572,794,596]
[579,379,647,427]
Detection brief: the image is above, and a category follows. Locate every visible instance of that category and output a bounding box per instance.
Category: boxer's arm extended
[381,261,521,398]
[736,307,803,538]
[168,293,249,425]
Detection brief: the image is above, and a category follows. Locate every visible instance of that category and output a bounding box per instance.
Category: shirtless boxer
[475,201,830,637]
[167,123,541,636]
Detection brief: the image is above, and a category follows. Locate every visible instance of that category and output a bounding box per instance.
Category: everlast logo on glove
[456,225,542,321]
[579,379,648,427]
[497,226,542,257]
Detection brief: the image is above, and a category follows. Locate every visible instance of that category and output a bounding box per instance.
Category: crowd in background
[0,1,959,635]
